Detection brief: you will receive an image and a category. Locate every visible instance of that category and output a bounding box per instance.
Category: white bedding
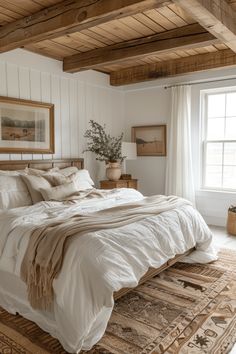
[0,188,217,353]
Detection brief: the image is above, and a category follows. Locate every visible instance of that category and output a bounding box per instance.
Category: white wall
[124,87,170,196]
[0,49,124,185]
[123,67,236,226]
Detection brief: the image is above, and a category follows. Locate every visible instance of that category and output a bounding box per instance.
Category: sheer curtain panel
[165,85,195,204]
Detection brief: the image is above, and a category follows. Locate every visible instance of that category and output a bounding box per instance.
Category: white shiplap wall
[0,50,124,185]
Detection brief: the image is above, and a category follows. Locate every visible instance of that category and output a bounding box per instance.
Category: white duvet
[0,188,217,353]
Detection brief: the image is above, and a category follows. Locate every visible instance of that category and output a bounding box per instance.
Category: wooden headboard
[0,158,84,171]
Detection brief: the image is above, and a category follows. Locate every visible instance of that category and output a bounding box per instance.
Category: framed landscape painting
[0,96,54,154]
[132,125,166,156]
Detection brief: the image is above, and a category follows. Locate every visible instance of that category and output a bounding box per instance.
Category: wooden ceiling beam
[0,0,172,53]
[110,49,236,85]
[63,23,218,72]
[173,0,236,52]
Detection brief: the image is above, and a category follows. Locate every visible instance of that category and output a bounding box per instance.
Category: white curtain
[165,85,195,204]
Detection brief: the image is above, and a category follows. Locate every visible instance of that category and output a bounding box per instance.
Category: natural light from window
[202,89,236,191]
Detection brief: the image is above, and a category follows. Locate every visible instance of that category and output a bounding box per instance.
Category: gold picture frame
[132,125,166,156]
[0,96,54,154]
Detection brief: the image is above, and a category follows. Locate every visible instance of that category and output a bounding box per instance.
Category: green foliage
[84,120,125,163]
[229,205,236,213]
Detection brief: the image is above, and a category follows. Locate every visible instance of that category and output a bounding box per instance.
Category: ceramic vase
[106,162,121,181]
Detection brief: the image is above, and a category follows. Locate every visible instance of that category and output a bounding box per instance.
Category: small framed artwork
[0,96,54,154]
[132,125,166,156]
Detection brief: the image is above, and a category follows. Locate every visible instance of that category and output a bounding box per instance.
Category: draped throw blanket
[21,195,191,311]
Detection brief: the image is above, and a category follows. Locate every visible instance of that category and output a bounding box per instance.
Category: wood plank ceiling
[0,0,235,85]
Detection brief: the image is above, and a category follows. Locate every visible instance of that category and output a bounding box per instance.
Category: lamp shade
[122,142,137,160]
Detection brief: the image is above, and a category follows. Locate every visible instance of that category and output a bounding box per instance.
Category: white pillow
[0,175,32,209]
[57,166,93,182]
[0,170,21,176]
[40,181,78,201]
[74,169,94,186]
[21,175,51,204]
[72,171,94,190]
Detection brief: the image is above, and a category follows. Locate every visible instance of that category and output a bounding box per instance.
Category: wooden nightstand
[100,179,138,190]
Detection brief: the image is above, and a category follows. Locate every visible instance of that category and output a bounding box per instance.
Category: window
[202,89,236,191]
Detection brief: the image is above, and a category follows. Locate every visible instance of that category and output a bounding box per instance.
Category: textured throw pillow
[39,181,78,201]
[21,175,51,204]
[43,170,93,190]
[43,172,71,186]
[45,168,94,190]
[24,167,59,176]
[57,166,78,176]
[0,174,32,209]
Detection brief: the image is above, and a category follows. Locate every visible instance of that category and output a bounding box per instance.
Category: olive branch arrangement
[229,205,236,213]
[84,120,125,163]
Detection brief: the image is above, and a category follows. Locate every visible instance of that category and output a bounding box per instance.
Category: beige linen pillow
[44,170,94,191]
[57,166,78,176]
[21,175,51,204]
[39,181,78,201]
[43,173,70,186]
[24,167,59,176]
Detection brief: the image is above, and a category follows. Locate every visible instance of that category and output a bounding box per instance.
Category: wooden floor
[210,225,236,354]
[210,225,236,250]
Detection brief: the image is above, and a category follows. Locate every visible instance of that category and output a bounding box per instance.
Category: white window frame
[201,87,236,192]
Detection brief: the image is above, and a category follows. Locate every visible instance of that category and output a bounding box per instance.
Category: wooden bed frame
[0,158,84,171]
[0,158,195,300]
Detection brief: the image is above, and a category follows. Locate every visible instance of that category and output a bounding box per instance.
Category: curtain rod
[164,76,236,89]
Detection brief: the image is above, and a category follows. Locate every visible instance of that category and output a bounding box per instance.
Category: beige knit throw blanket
[20,195,190,311]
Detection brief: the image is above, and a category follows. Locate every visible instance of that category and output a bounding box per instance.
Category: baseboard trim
[203,215,226,227]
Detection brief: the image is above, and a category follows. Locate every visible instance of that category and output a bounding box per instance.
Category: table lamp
[121,142,137,178]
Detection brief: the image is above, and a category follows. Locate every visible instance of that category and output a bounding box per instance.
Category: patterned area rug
[0,249,236,354]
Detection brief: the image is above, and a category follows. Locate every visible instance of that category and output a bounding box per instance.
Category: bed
[0,158,217,353]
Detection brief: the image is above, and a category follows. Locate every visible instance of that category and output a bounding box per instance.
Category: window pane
[224,142,236,165]
[206,142,223,165]
[223,166,236,189]
[205,165,222,188]
[207,118,224,140]
[226,92,236,117]
[208,94,225,117]
[225,117,236,139]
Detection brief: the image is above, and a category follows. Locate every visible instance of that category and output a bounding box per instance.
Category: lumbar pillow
[39,181,78,201]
